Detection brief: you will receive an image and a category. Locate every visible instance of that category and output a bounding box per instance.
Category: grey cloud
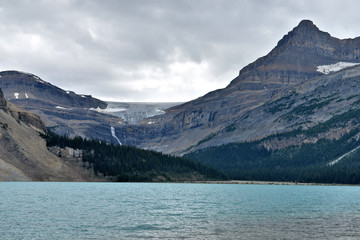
[0,0,360,102]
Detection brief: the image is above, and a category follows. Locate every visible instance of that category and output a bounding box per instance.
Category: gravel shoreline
[178,180,360,186]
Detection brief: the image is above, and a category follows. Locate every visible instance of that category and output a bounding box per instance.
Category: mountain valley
[2,20,360,183]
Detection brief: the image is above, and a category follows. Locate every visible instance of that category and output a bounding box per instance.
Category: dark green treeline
[42,131,226,182]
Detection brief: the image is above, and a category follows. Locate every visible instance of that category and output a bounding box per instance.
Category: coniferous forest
[185,127,360,184]
[42,131,226,182]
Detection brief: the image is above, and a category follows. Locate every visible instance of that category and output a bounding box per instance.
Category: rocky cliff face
[113,20,360,154]
[0,89,101,181]
[228,20,360,91]
[0,88,45,131]
[0,89,6,109]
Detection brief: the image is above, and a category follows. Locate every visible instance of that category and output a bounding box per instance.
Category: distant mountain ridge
[0,71,125,143]
[0,70,107,109]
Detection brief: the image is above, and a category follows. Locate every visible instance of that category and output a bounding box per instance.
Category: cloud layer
[1,0,360,102]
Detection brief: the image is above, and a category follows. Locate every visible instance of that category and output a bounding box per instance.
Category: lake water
[1,183,360,239]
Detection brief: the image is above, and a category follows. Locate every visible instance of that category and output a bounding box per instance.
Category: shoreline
[178,180,360,186]
[1,180,359,186]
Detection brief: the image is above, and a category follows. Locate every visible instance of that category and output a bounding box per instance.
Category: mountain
[3,19,360,183]
[0,70,107,109]
[185,64,360,184]
[0,87,222,182]
[112,20,360,155]
[0,88,98,181]
[0,71,125,143]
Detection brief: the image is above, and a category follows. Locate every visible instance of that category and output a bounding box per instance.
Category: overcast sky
[1,0,360,102]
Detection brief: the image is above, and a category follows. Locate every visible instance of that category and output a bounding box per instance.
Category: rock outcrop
[0,89,6,109]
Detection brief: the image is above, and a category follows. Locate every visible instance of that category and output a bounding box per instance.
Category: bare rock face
[10,109,46,132]
[0,88,7,109]
[228,20,360,92]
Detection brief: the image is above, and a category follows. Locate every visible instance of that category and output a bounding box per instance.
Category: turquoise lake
[1,182,360,239]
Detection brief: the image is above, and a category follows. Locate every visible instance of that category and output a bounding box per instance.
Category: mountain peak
[296,19,317,29]
[235,19,358,92]
[291,19,323,35]
[275,19,330,49]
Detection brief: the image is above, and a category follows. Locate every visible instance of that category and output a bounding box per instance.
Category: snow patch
[328,145,360,166]
[15,70,33,75]
[316,62,360,74]
[33,75,45,83]
[90,107,127,113]
[25,93,28,99]
[81,95,86,98]
[89,107,102,112]
[103,107,127,113]
[111,126,122,145]
[155,109,165,114]
[14,93,19,99]
[55,106,70,110]
[147,121,155,124]
[66,91,70,94]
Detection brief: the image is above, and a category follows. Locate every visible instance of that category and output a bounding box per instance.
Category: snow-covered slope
[316,62,360,74]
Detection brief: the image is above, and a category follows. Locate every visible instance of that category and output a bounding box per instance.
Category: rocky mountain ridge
[0,70,107,109]
[0,71,125,143]
[112,20,360,154]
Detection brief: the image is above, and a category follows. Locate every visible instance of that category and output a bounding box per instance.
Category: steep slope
[0,89,98,181]
[193,64,360,148]
[0,71,125,143]
[185,72,360,184]
[114,20,360,154]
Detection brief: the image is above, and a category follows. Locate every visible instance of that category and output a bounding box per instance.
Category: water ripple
[1,183,360,239]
